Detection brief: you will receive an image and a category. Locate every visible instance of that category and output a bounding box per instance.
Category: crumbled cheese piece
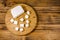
[13,21,18,25]
[20,18,24,22]
[15,27,19,31]
[27,11,30,15]
[25,24,29,28]
[26,20,30,23]
[20,24,24,28]
[25,15,29,19]
[10,18,14,23]
[11,6,24,18]
[20,28,24,32]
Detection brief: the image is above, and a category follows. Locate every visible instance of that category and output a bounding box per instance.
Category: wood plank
[0,30,60,40]
[37,24,60,29]
[35,7,60,12]
[6,0,60,7]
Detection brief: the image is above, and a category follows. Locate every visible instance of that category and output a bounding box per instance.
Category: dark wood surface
[0,0,60,40]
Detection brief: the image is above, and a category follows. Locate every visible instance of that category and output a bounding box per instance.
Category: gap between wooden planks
[0,30,60,40]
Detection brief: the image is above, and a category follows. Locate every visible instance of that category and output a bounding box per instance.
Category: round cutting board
[5,4,37,35]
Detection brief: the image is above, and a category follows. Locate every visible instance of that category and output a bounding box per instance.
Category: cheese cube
[13,21,18,25]
[11,6,24,18]
[20,18,24,22]
[20,28,24,32]
[25,15,29,19]
[27,11,30,15]
[25,24,29,28]
[10,18,14,23]
[20,24,24,28]
[15,27,19,31]
[26,20,30,23]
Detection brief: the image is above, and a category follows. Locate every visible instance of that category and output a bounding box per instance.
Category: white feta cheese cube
[25,24,29,28]
[11,6,24,18]
[27,11,30,15]
[15,27,19,31]
[13,21,18,25]
[25,15,29,19]
[10,18,14,23]
[20,24,24,28]
[20,18,24,22]
[20,28,24,32]
[26,20,30,23]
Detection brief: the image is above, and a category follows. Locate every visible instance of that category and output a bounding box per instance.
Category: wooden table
[0,0,60,40]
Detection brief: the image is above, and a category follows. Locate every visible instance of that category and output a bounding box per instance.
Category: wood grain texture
[0,0,60,40]
[26,30,60,40]
[6,0,60,7]
[0,30,26,40]
[0,30,60,40]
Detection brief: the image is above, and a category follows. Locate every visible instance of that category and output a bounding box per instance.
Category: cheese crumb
[15,27,19,31]
[20,28,24,32]
[25,15,29,19]
[20,24,24,28]
[13,21,18,25]
[27,11,30,15]
[20,18,24,22]
[26,20,30,23]
[10,18,14,23]
[25,24,29,28]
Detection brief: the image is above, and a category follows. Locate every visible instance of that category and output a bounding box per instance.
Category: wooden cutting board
[5,4,37,35]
